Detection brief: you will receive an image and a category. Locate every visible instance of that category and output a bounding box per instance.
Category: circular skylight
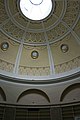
[20,0,52,20]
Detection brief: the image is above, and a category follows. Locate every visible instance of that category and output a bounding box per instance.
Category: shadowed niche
[0,87,6,101]
[17,89,50,103]
[60,83,80,102]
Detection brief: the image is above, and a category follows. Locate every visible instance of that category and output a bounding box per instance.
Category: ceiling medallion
[31,50,39,59]
[0,42,9,51]
[60,44,69,53]
[20,0,52,20]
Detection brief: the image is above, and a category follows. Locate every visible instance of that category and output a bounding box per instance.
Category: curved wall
[0,72,80,105]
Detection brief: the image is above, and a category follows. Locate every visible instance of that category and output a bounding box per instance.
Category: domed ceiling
[0,0,80,83]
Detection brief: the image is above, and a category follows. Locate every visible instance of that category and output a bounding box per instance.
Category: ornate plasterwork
[0,0,79,45]
[0,56,80,76]
[19,66,50,76]
[55,56,80,74]
[0,59,14,72]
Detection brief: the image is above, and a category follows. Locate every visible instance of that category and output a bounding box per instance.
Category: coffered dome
[0,0,80,83]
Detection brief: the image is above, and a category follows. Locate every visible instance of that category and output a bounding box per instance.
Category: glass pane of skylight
[20,0,52,20]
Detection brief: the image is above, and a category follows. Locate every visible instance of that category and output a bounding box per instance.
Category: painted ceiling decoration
[0,0,80,83]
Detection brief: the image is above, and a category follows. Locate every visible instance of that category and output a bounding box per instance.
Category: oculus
[1,42,9,51]
[20,0,52,20]
[60,44,69,53]
[31,50,39,59]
